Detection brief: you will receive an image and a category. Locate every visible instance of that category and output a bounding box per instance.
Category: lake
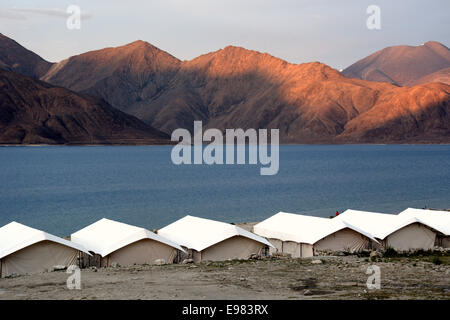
[0,145,449,236]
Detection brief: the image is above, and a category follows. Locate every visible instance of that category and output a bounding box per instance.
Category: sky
[1,0,449,70]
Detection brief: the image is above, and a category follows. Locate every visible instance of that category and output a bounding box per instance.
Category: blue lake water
[0,145,449,236]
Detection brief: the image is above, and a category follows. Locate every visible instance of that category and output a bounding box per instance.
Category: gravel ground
[1,255,449,300]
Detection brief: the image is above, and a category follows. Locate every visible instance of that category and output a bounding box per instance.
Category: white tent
[158,215,274,263]
[253,212,378,257]
[335,209,439,251]
[399,208,450,248]
[70,218,184,267]
[0,222,90,277]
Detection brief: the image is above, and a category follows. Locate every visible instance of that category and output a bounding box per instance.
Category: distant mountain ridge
[342,41,450,86]
[0,33,449,144]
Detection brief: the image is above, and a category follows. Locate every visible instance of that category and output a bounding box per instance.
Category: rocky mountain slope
[117,45,450,143]
[0,69,170,144]
[0,33,53,79]
[41,40,181,115]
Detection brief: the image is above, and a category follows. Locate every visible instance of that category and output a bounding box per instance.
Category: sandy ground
[0,255,449,300]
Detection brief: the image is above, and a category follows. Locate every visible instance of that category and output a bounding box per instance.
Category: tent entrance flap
[314,228,370,253]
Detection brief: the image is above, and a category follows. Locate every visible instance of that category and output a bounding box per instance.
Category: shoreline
[1,143,450,147]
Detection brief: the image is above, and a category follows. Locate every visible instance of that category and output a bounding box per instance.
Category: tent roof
[398,208,450,236]
[158,215,274,252]
[0,221,90,259]
[70,218,184,257]
[334,209,427,240]
[253,212,378,245]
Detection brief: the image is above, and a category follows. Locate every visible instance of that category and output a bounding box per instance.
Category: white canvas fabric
[268,238,283,255]
[335,209,416,240]
[253,212,377,257]
[398,208,450,236]
[282,241,302,257]
[334,210,421,240]
[442,237,450,248]
[70,218,184,262]
[384,223,436,251]
[158,215,273,252]
[191,236,265,263]
[1,241,78,277]
[335,209,440,251]
[314,228,370,253]
[103,239,177,266]
[0,222,90,277]
[301,243,314,257]
[253,212,378,245]
[267,239,315,258]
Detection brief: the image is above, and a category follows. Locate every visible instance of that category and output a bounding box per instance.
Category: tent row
[0,216,272,277]
[253,208,450,258]
[1,208,448,277]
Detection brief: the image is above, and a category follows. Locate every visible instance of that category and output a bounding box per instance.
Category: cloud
[0,9,27,20]
[11,7,92,20]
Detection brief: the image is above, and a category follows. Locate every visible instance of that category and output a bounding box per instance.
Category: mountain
[408,67,450,86]
[342,41,450,86]
[2,34,447,144]
[130,46,450,143]
[42,44,397,141]
[133,46,393,141]
[337,82,450,143]
[0,69,170,145]
[41,40,181,114]
[0,33,53,79]
[42,43,450,143]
